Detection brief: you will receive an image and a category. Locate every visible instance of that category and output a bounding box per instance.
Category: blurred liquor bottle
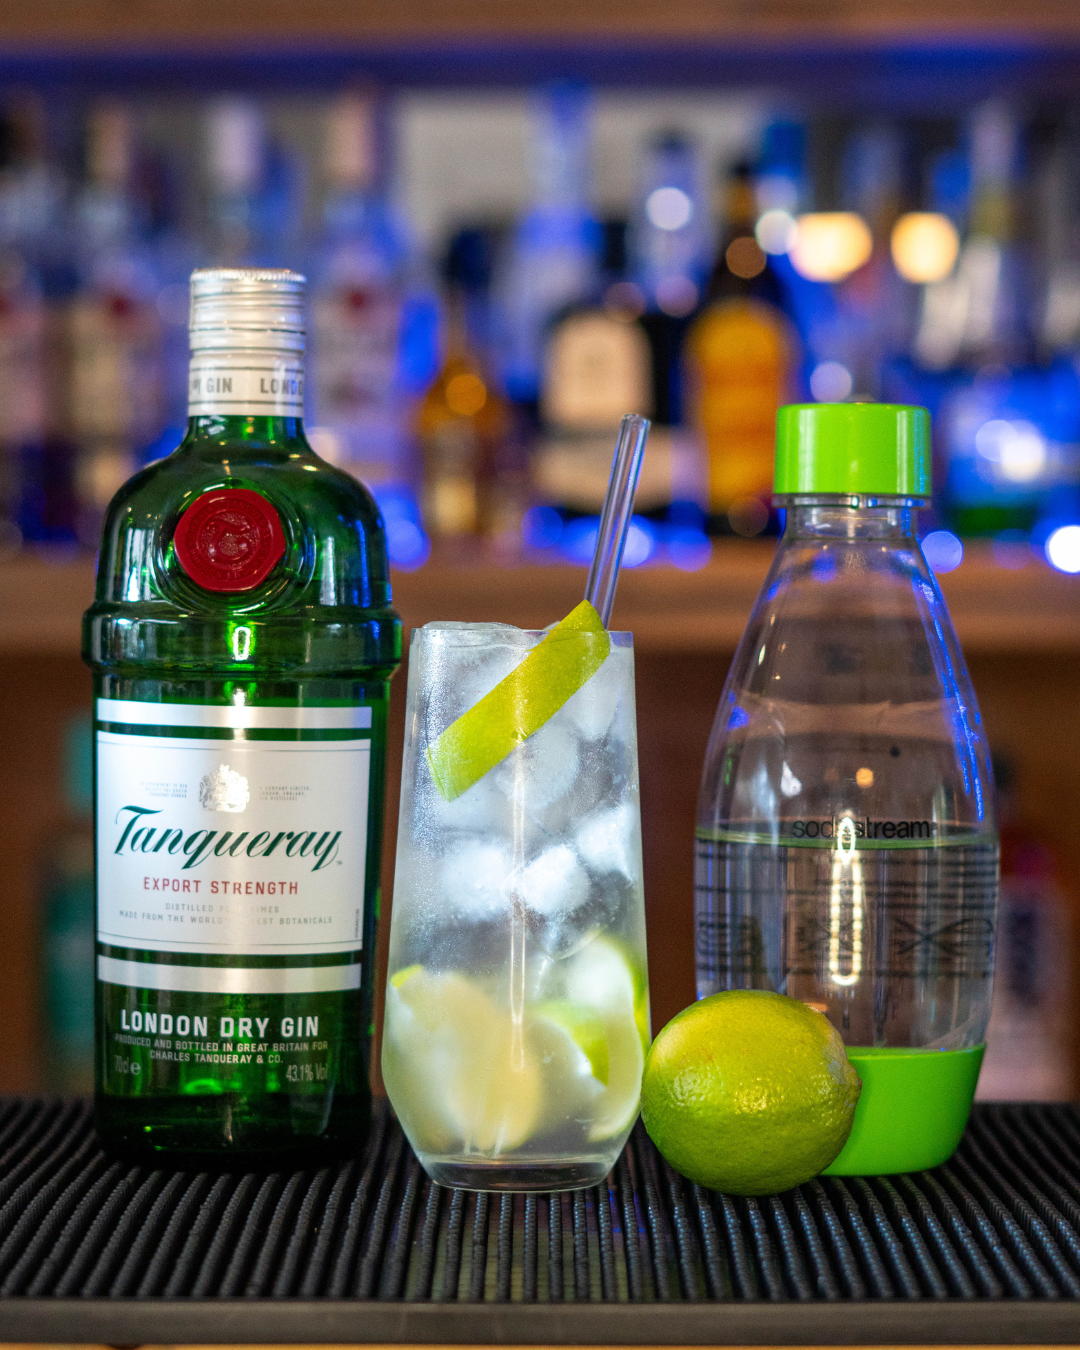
[309,93,411,493]
[532,219,654,518]
[683,160,796,537]
[69,103,163,547]
[834,123,911,397]
[929,104,1080,537]
[1032,116,1080,531]
[203,98,287,268]
[977,758,1072,1102]
[880,137,968,432]
[0,104,50,555]
[494,82,601,410]
[630,129,709,431]
[418,230,510,543]
[41,714,95,1094]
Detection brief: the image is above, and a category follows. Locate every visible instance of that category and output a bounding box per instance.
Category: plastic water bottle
[695,403,998,1174]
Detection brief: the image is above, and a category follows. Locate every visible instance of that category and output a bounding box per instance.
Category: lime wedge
[382,967,542,1155]
[534,1001,610,1085]
[389,963,423,989]
[427,600,610,802]
[589,1008,646,1141]
[560,935,651,1141]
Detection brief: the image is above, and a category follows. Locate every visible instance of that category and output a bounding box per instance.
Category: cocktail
[382,417,652,1191]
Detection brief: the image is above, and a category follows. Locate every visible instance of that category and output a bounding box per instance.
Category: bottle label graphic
[174,488,286,592]
[95,698,373,1097]
[188,354,305,417]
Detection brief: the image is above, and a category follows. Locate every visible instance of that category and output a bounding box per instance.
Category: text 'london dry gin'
[83,268,401,1165]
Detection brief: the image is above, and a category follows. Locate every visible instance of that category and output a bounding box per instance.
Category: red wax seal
[174,488,286,593]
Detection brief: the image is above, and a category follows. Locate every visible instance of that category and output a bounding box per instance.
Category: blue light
[811,554,837,583]
[557,514,656,568]
[921,529,964,574]
[667,527,712,571]
[373,485,430,571]
[386,519,430,570]
[1045,524,1080,574]
[622,517,656,568]
[560,517,600,565]
[522,504,564,551]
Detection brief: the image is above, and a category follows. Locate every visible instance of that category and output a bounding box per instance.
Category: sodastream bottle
[696,403,998,1175]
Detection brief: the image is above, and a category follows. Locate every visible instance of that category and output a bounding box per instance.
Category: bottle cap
[189,268,306,354]
[774,403,931,499]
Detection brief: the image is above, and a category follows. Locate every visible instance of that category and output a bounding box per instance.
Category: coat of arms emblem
[198,763,250,813]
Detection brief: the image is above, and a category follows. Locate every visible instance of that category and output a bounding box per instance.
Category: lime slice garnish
[557,936,651,1141]
[389,963,423,989]
[427,600,610,802]
[382,967,542,1155]
[588,1007,645,1141]
[534,1001,610,1085]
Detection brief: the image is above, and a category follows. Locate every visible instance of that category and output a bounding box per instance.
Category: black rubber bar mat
[2,1097,1080,1343]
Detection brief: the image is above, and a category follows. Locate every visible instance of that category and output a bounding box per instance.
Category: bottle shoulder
[698,529,995,836]
[85,436,401,673]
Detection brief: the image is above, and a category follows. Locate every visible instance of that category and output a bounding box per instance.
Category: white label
[96,707,370,957]
[189,353,305,417]
[98,699,372,731]
[97,955,361,994]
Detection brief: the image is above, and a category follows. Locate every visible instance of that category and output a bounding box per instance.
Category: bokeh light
[922,529,964,574]
[755,209,798,255]
[725,236,767,279]
[810,361,853,402]
[1045,524,1080,574]
[890,212,960,284]
[974,419,1047,483]
[655,275,698,316]
[645,186,693,232]
[790,212,873,282]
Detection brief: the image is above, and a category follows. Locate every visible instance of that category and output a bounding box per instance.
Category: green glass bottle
[83,268,401,1166]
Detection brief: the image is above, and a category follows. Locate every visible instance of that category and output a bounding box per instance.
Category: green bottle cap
[774,402,931,499]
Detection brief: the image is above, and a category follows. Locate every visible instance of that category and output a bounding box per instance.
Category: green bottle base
[823,1044,985,1177]
[94,1091,371,1171]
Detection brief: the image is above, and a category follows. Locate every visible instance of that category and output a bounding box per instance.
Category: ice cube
[418,622,536,731]
[511,842,622,959]
[576,801,639,880]
[494,718,580,811]
[512,843,589,918]
[436,839,511,919]
[426,766,511,836]
[562,646,625,741]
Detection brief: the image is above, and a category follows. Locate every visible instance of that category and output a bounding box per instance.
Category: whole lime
[640,990,860,1194]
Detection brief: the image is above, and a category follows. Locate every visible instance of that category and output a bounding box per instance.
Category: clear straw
[584,413,651,628]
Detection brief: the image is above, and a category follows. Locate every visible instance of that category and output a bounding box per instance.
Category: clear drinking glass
[383,621,650,1191]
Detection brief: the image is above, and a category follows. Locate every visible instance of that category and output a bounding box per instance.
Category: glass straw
[584,413,651,627]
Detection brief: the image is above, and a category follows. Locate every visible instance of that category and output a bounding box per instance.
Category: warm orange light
[725,236,767,279]
[890,212,960,283]
[445,372,487,417]
[790,212,873,282]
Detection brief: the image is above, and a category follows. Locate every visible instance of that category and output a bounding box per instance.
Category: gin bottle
[696,403,998,1175]
[84,268,401,1164]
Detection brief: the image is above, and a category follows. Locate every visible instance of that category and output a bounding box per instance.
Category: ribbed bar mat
[1,1098,1080,1344]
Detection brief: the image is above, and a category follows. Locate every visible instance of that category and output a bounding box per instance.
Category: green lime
[640,990,860,1195]
[427,600,610,802]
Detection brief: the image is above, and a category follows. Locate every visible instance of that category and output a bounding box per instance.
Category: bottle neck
[183,414,307,452]
[781,499,921,542]
[188,344,305,425]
